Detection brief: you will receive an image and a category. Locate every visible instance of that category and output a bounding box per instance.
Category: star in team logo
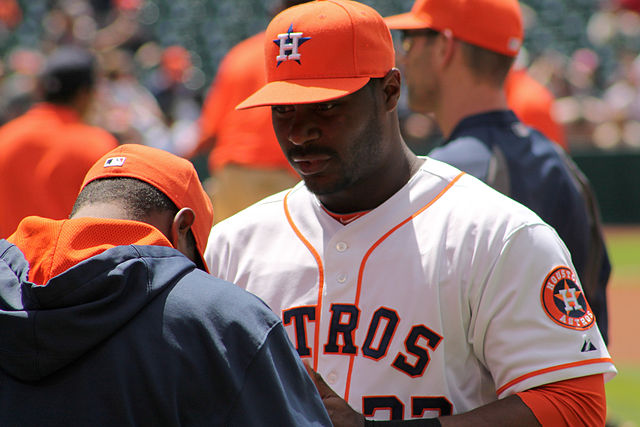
[273,24,311,66]
[553,280,585,315]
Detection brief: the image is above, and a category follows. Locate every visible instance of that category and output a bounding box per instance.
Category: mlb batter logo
[104,157,126,167]
[541,266,594,330]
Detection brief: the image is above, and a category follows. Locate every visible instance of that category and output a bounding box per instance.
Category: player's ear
[171,207,196,260]
[381,68,401,112]
[437,29,457,68]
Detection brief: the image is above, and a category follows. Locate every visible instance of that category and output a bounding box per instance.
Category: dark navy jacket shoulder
[0,241,331,426]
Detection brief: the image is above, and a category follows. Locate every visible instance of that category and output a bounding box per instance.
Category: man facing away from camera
[0,144,331,426]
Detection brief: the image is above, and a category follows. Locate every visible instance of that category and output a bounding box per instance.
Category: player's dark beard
[294,114,383,197]
[286,145,338,195]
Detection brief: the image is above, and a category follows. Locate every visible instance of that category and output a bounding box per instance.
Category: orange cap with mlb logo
[384,0,523,57]
[80,144,214,271]
[236,0,395,109]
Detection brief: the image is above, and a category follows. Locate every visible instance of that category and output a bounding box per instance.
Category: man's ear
[438,29,457,68]
[171,207,196,260]
[382,68,402,112]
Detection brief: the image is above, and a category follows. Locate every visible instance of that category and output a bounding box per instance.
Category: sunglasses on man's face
[400,29,441,54]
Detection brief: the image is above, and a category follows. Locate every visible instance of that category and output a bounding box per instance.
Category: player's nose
[287,110,320,146]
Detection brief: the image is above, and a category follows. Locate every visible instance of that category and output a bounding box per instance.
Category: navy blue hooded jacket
[0,217,331,426]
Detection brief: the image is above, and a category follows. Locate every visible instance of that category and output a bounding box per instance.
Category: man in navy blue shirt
[386,0,611,343]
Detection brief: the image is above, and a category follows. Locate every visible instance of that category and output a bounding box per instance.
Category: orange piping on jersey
[496,358,613,396]
[284,190,325,371]
[343,171,466,402]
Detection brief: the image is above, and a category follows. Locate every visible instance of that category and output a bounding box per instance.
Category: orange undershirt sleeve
[517,374,606,426]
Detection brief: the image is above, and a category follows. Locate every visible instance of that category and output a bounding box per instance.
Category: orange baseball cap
[236,0,395,109]
[384,0,523,57]
[80,144,214,270]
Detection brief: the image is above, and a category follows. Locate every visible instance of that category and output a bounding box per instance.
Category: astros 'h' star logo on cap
[236,0,395,109]
[540,266,595,331]
[273,24,311,66]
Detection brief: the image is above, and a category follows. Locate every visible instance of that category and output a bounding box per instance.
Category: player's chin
[302,175,347,196]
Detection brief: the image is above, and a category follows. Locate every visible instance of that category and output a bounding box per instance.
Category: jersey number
[363,396,453,419]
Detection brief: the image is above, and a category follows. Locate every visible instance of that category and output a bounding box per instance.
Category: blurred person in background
[617,0,640,12]
[0,45,118,238]
[40,0,188,154]
[91,0,148,50]
[0,0,21,33]
[88,45,201,156]
[190,0,311,223]
[0,48,44,125]
[151,45,194,120]
[386,0,612,343]
[144,44,202,156]
[88,47,171,149]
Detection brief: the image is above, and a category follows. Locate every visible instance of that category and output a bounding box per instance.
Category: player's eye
[272,105,295,114]
[315,102,337,112]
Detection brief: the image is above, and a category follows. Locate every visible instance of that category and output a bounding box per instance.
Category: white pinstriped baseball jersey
[205,157,616,420]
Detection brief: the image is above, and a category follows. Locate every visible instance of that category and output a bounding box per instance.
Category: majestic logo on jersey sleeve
[541,266,594,330]
[273,24,311,65]
[581,335,597,352]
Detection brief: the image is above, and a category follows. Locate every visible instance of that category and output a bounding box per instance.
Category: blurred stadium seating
[0,0,638,221]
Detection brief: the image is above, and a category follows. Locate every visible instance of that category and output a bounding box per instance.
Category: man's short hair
[459,41,515,88]
[72,177,177,219]
[40,46,96,104]
[71,177,201,267]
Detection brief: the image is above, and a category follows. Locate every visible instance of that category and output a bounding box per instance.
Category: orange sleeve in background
[193,32,267,156]
[505,69,568,151]
[517,374,606,427]
[192,33,292,172]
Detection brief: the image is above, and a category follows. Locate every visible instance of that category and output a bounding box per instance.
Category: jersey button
[337,273,348,283]
[336,241,348,252]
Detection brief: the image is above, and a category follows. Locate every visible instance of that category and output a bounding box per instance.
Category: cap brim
[236,77,371,109]
[384,12,433,30]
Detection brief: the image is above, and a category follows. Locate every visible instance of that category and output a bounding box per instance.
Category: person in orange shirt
[0,45,118,238]
[192,1,310,223]
[505,67,568,151]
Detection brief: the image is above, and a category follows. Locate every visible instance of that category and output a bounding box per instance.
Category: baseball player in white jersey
[205,1,616,425]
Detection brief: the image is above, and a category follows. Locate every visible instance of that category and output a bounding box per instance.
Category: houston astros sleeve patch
[540,266,595,330]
